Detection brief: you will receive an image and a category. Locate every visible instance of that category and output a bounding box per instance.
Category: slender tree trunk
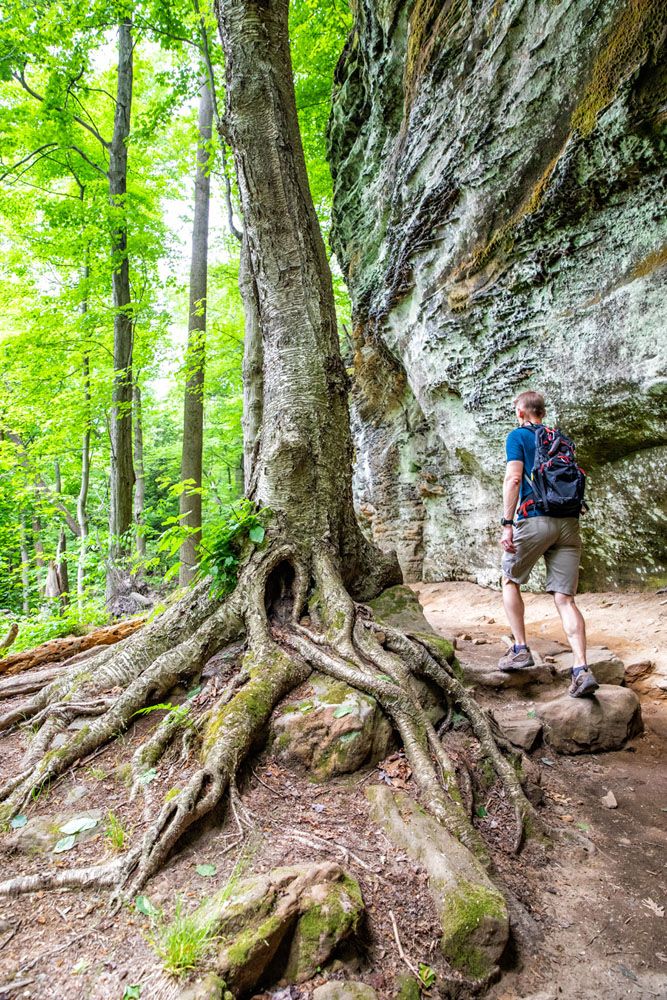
[19,517,30,615]
[179,80,213,586]
[217,0,397,597]
[107,17,135,591]
[31,517,46,599]
[77,332,91,606]
[45,461,69,607]
[133,382,145,559]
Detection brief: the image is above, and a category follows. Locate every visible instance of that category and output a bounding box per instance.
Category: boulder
[498,717,543,752]
[552,648,625,686]
[272,673,394,780]
[6,810,102,854]
[195,862,364,995]
[537,686,643,754]
[177,973,230,1000]
[366,785,509,978]
[313,983,378,1000]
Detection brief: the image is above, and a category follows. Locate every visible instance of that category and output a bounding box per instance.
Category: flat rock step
[497,717,543,751]
[537,685,643,754]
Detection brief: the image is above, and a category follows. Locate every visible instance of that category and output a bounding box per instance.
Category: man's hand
[500,525,516,553]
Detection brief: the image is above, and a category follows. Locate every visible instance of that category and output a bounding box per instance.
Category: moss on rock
[440,879,507,978]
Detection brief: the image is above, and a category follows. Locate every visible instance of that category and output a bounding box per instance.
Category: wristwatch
[500,518,515,527]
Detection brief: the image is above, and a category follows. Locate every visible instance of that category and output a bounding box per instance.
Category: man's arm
[501,459,523,554]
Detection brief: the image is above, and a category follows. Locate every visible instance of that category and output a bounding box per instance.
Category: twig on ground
[388,908,420,979]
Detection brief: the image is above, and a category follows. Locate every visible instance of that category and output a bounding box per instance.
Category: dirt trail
[416,582,667,1000]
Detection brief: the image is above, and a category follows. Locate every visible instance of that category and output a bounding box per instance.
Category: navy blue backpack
[522,424,587,518]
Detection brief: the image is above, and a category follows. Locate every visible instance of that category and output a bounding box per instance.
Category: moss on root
[440,879,506,978]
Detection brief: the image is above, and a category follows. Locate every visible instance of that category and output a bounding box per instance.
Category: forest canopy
[0,0,350,636]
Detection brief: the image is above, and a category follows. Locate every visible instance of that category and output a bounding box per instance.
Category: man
[498,390,599,697]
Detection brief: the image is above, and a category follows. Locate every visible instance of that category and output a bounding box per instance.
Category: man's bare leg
[502,579,527,645]
[552,592,586,664]
[553,592,599,696]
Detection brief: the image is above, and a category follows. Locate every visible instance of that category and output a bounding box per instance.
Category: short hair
[513,390,546,418]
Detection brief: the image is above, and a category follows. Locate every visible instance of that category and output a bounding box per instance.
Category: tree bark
[19,516,30,615]
[217,0,398,598]
[77,332,91,605]
[45,461,69,606]
[240,231,262,488]
[179,80,213,586]
[108,18,135,583]
[133,381,146,559]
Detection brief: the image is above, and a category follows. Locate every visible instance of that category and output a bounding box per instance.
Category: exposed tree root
[0,538,552,960]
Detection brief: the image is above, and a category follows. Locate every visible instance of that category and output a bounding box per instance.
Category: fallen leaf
[53,835,76,853]
[196,863,217,877]
[59,816,98,835]
[333,704,355,718]
[138,768,158,786]
[135,895,159,917]
[642,897,665,917]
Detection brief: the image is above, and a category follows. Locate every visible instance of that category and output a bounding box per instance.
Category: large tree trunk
[107,18,135,590]
[179,80,213,587]
[218,0,397,599]
[45,461,69,606]
[19,516,30,615]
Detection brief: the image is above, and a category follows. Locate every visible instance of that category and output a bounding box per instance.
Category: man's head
[513,390,546,424]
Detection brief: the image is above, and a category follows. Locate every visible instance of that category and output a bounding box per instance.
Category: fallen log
[0,619,145,677]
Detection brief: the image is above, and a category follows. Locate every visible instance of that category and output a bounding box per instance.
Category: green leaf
[248,524,265,544]
[53,834,76,853]
[135,895,159,917]
[339,732,358,744]
[576,822,590,831]
[196,863,217,877]
[123,986,142,999]
[186,685,202,700]
[59,816,98,835]
[138,768,158,786]
[10,815,27,829]
[418,962,437,988]
[475,805,488,818]
[526,709,537,719]
[333,704,355,718]
[377,673,394,683]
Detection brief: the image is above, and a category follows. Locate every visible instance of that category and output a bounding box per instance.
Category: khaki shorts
[502,516,581,595]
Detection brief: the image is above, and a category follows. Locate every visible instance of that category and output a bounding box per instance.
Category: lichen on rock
[329,0,667,590]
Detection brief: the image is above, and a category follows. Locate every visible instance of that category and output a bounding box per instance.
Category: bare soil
[0,584,665,1000]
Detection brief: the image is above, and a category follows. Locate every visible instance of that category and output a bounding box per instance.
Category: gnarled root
[0,540,550,916]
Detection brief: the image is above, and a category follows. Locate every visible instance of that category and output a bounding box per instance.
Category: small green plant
[197,498,270,596]
[418,962,437,989]
[87,766,107,781]
[155,497,269,594]
[147,897,216,977]
[104,810,128,851]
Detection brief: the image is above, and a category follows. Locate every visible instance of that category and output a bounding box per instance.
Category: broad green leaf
[475,805,488,818]
[333,704,355,718]
[135,895,159,917]
[138,768,158,786]
[53,834,76,853]
[248,524,265,544]
[123,986,142,999]
[59,816,98,835]
[196,863,217,877]
[10,815,27,829]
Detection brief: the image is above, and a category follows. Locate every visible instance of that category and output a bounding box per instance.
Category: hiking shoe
[569,667,599,698]
[498,646,535,672]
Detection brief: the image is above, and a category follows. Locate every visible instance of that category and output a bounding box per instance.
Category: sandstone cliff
[329,0,667,589]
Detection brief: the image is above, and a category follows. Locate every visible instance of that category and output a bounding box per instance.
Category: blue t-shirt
[506,426,542,520]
